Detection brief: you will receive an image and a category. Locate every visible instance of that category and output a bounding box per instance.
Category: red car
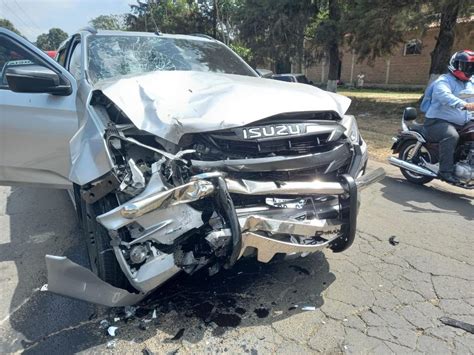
[45,50,57,59]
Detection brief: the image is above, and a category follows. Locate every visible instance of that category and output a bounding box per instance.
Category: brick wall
[306,21,474,87]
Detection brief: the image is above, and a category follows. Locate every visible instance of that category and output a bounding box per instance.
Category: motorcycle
[389,107,474,189]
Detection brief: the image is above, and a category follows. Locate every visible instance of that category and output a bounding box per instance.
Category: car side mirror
[6,64,72,96]
[256,68,274,79]
[403,107,417,121]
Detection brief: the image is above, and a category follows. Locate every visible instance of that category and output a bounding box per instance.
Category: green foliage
[0,18,22,35]
[229,43,253,62]
[90,15,126,30]
[344,0,425,62]
[236,0,317,68]
[126,0,211,34]
[344,0,472,63]
[36,28,68,50]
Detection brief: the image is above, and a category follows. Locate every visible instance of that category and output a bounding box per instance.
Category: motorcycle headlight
[342,115,360,144]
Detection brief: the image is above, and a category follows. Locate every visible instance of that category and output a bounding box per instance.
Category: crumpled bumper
[46,167,385,307]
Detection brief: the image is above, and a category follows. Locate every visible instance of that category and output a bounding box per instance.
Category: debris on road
[139,320,150,331]
[301,306,316,311]
[439,317,474,334]
[107,326,119,337]
[142,348,155,355]
[389,236,399,246]
[166,328,185,342]
[124,306,137,319]
[106,340,117,349]
[254,307,269,318]
[99,319,110,329]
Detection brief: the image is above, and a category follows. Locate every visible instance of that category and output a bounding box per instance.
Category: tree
[36,28,68,50]
[126,0,212,34]
[90,15,126,30]
[345,0,472,85]
[305,0,343,92]
[0,18,22,36]
[236,0,317,70]
[428,0,470,83]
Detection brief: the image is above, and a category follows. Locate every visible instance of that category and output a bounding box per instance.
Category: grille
[228,164,348,182]
[209,132,332,158]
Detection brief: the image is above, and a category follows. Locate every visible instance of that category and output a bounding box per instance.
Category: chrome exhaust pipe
[388,157,437,177]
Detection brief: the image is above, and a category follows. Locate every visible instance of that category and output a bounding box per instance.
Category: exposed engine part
[455,162,474,183]
[127,158,146,189]
[129,245,149,264]
[80,171,121,204]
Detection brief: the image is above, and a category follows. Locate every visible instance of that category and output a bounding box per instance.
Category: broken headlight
[341,115,360,144]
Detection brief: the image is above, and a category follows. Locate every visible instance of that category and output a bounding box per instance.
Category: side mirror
[256,68,274,79]
[403,107,418,121]
[6,65,72,96]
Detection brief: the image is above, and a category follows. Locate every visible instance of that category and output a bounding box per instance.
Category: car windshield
[86,35,256,84]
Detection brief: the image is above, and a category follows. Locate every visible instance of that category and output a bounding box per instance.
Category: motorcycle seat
[409,122,426,137]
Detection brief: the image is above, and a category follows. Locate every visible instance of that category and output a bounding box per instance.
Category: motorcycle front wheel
[399,140,435,185]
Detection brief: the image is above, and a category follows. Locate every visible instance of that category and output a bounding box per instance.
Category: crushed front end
[47,106,384,306]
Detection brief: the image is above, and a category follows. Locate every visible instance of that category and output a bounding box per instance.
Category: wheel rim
[401,143,433,179]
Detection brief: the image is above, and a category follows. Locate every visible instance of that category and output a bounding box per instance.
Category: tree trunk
[212,0,218,38]
[429,0,462,81]
[326,0,341,92]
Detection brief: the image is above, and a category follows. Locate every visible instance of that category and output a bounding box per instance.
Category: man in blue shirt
[424,50,474,183]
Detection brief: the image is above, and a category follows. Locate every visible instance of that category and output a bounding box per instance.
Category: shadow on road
[379,176,473,221]
[1,186,335,354]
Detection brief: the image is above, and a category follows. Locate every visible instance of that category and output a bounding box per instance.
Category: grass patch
[341,90,424,161]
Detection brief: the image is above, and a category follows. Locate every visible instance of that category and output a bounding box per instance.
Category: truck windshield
[87,35,256,84]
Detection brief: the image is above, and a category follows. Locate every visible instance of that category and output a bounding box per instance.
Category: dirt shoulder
[339,89,424,162]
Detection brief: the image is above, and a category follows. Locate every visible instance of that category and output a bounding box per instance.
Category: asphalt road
[0,161,473,354]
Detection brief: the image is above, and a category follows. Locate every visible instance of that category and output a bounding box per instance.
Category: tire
[75,185,132,290]
[398,140,434,185]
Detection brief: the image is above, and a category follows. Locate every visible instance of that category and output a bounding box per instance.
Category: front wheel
[398,141,434,185]
[74,184,132,290]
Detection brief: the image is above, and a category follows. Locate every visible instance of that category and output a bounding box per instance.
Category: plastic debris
[168,328,185,341]
[301,306,316,311]
[40,284,48,292]
[99,320,110,329]
[124,305,137,318]
[107,326,119,337]
[440,317,474,334]
[139,320,150,331]
[106,340,117,349]
[142,348,155,355]
[152,309,157,319]
[389,236,399,246]
[114,317,121,322]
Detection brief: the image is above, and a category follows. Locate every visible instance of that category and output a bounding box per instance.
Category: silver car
[0,28,384,306]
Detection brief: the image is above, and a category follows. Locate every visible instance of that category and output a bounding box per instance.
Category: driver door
[0,29,77,189]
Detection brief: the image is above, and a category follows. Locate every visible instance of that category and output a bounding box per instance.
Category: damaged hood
[95,70,351,144]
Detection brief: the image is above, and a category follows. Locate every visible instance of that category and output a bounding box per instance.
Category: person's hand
[464,102,474,111]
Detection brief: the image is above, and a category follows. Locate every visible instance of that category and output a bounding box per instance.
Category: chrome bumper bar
[226,167,385,195]
[238,232,338,263]
[99,167,386,229]
[233,168,385,262]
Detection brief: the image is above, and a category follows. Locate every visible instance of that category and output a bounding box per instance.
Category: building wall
[306,22,474,87]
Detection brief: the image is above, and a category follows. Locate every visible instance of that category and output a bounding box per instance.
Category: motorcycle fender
[391,134,417,154]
